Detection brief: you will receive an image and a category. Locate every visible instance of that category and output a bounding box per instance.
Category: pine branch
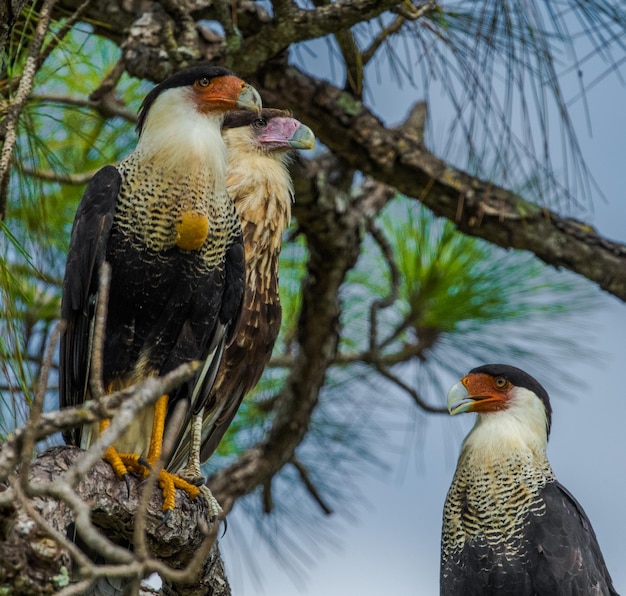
[0,0,57,219]
[256,64,626,301]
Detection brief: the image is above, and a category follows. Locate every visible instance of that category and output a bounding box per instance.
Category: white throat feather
[461,386,550,464]
[135,87,227,182]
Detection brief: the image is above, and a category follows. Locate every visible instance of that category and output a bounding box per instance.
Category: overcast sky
[218,27,626,595]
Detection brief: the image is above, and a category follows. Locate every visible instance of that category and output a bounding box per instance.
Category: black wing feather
[59,166,121,446]
[529,481,618,595]
[164,235,245,470]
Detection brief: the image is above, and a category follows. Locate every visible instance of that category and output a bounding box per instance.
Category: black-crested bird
[441,364,618,596]
[59,65,262,516]
[167,108,315,484]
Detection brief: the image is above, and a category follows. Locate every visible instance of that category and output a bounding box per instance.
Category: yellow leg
[144,394,202,512]
[100,419,132,479]
[159,472,201,512]
[146,394,168,466]
[99,395,203,514]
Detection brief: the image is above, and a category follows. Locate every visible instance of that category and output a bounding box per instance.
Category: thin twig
[65,370,195,488]
[43,479,136,564]
[367,220,400,355]
[133,400,187,563]
[29,93,138,122]
[291,457,333,515]
[55,578,98,596]
[89,58,127,102]
[153,518,218,586]
[21,165,99,185]
[147,401,221,588]
[39,0,93,68]
[0,362,199,483]
[362,14,405,65]
[19,322,65,491]
[11,477,94,570]
[374,364,447,414]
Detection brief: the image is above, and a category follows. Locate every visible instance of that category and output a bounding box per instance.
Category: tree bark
[0,446,229,596]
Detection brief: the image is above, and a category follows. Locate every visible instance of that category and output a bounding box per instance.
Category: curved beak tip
[447,381,473,416]
[237,84,263,114]
[289,124,315,150]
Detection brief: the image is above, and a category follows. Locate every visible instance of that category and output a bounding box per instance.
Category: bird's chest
[113,167,234,259]
[443,455,553,557]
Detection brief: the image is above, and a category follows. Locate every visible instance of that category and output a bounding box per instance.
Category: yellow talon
[159,470,200,512]
[99,394,200,513]
[103,446,131,478]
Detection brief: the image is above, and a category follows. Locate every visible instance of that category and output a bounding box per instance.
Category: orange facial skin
[448,373,512,415]
[193,76,262,114]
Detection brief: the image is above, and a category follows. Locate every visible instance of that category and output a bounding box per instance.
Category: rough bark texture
[0,447,228,595]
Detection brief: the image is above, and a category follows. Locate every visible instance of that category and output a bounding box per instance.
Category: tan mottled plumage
[114,154,238,268]
[168,109,314,478]
[442,443,555,562]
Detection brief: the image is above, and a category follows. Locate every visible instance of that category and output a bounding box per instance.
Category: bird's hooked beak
[447,381,476,415]
[256,117,315,151]
[194,76,262,114]
[447,374,509,415]
[287,123,315,150]
[236,82,262,114]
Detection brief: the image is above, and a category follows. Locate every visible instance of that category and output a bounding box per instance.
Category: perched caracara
[167,109,315,481]
[60,66,261,515]
[441,364,618,596]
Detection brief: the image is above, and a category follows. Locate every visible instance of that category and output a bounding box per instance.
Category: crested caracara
[441,364,618,596]
[167,109,315,484]
[60,65,261,516]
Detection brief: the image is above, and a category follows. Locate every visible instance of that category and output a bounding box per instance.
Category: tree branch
[0,446,228,595]
[227,0,401,75]
[255,64,626,301]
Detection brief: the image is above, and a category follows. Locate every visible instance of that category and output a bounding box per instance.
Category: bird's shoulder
[62,165,121,313]
[528,480,618,595]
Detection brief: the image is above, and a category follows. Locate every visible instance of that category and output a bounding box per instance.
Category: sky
[217,17,626,596]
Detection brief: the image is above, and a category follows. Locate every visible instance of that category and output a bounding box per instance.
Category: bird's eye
[197,77,211,87]
[494,376,507,388]
[252,117,267,129]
